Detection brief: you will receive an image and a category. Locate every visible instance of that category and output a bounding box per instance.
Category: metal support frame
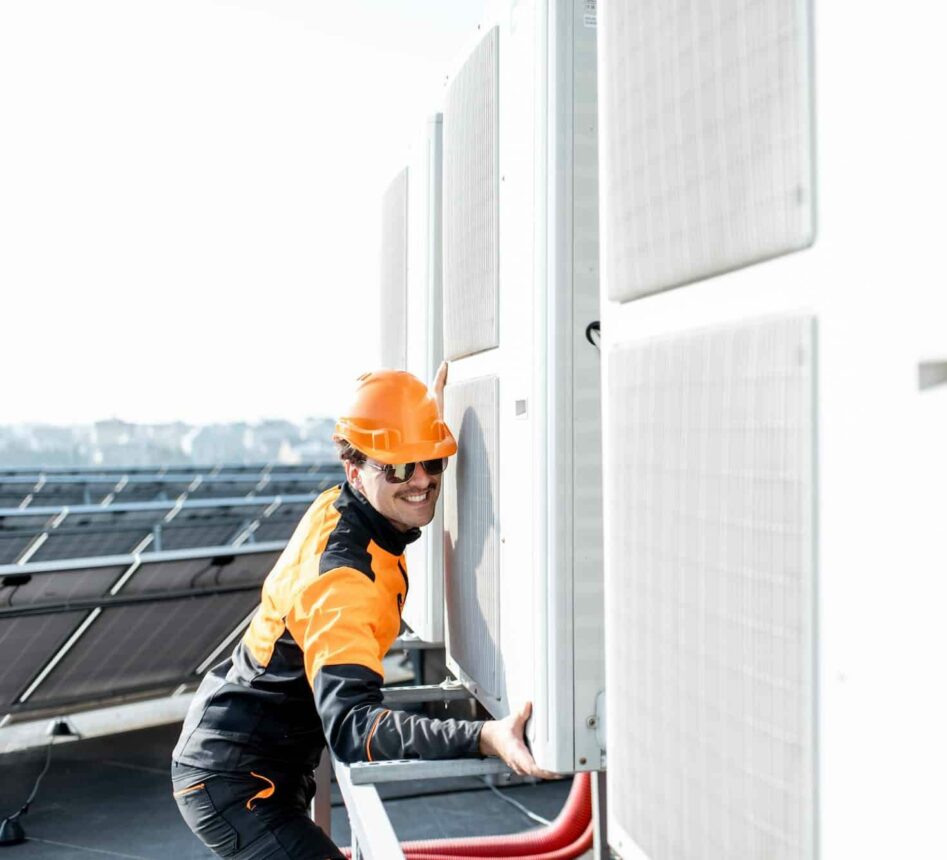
[334,758,405,860]
[349,756,510,785]
[379,681,470,706]
[592,768,609,859]
[331,682,514,858]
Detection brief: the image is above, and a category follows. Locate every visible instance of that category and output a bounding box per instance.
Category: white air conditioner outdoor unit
[377,118,447,645]
[599,0,947,857]
[403,115,446,645]
[379,166,408,371]
[441,0,604,775]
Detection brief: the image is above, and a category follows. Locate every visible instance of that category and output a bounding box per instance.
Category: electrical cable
[480,778,552,827]
[2,585,18,607]
[1,573,31,607]
[1,736,54,827]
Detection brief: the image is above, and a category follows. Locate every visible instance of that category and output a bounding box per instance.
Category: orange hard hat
[334,370,457,464]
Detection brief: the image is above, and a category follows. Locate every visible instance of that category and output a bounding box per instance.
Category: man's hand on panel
[478,701,559,780]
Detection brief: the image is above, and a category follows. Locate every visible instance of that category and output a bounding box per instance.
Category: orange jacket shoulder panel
[285,566,387,681]
[242,486,342,667]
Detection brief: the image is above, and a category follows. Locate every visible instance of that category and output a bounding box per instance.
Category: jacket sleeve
[285,566,484,764]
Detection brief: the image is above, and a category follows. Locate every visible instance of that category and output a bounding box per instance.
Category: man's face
[346,457,443,532]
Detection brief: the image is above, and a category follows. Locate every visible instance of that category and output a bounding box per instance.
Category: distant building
[0,417,337,468]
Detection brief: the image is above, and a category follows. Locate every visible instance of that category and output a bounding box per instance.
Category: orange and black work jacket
[172,482,483,775]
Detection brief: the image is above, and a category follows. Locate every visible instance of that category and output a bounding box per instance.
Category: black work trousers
[171,761,343,859]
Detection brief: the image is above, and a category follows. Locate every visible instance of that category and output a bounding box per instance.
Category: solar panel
[0,498,311,565]
[0,562,130,709]
[187,481,259,499]
[9,508,156,563]
[113,481,190,502]
[158,520,245,551]
[249,503,310,543]
[119,551,274,595]
[21,593,260,709]
[0,545,280,713]
[264,476,340,496]
[61,509,162,530]
[215,504,268,524]
[1,512,59,529]
[0,466,338,512]
[1,564,128,606]
[0,491,29,508]
[31,485,112,506]
[271,502,312,518]
[0,462,338,477]
[14,549,277,710]
[160,503,268,544]
[0,513,55,563]
[27,491,89,507]
[30,527,151,561]
[215,464,269,475]
[0,613,88,709]
[0,535,35,564]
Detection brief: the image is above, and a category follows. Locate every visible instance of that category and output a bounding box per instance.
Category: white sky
[0,0,485,425]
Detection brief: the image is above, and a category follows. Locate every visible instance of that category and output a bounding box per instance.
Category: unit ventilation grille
[442,26,499,360]
[444,375,500,698]
[599,0,814,301]
[380,167,408,369]
[606,316,816,859]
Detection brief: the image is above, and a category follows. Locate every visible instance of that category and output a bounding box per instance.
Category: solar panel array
[0,460,341,717]
[0,494,322,565]
[0,462,335,479]
[0,462,341,509]
[0,545,282,713]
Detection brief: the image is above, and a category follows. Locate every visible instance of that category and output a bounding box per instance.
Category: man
[171,368,551,859]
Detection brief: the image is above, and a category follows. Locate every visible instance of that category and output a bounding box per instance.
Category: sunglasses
[363,458,447,484]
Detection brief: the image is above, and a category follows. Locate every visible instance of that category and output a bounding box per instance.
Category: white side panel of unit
[538,0,604,772]
[444,0,604,775]
[379,167,408,369]
[568,0,604,770]
[605,316,816,860]
[442,26,500,361]
[404,117,445,644]
[598,0,947,853]
[444,375,501,701]
[598,0,815,301]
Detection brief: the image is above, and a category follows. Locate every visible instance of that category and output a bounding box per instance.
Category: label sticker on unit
[584,0,597,28]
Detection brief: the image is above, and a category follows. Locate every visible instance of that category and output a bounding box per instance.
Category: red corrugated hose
[342,772,592,860]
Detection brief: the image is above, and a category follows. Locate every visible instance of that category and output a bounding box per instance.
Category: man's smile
[398,486,436,505]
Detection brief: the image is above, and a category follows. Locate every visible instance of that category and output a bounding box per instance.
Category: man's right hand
[478,702,559,779]
[433,360,448,417]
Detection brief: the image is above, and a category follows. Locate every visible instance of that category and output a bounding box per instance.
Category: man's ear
[344,460,363,490]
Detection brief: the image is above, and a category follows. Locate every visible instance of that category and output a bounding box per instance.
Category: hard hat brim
[334,419,458,464]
